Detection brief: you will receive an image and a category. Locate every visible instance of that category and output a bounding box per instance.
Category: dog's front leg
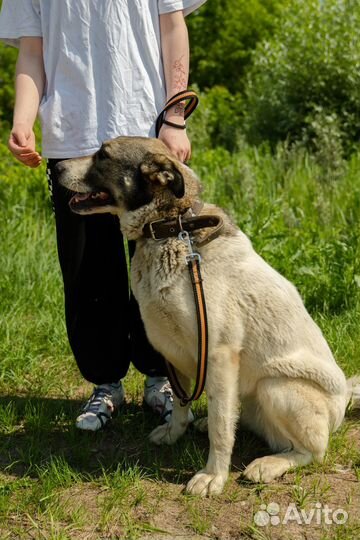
[186,347,240,497]
[149,370,192,445]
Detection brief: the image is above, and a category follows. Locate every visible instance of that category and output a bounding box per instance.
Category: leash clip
[178,230,202,264]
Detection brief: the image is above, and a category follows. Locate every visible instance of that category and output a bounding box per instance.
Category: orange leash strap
[155,90,199,138]
[165,231,208,406]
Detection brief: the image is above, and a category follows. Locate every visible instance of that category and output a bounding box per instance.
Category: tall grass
[0,143,78,396]
[192,143,360,313]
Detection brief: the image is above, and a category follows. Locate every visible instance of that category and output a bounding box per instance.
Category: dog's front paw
[243,456,288,483]
[186,470,227,497]
[149,423,183,445]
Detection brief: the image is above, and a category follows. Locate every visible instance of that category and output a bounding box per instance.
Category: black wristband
[163,119,186,130]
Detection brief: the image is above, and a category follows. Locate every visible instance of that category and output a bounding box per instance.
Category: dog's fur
[58,136,360,496]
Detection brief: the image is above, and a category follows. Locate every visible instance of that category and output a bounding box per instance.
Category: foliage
[188,0,289,94]
[0,43,17,129]
[0,0,16,127]
[188,86,244,152]
[244,0,360,154]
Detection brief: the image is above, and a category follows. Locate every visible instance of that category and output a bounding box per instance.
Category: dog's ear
[140,153,185,198]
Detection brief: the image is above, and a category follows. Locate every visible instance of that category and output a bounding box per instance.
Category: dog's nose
[54,160,67,174]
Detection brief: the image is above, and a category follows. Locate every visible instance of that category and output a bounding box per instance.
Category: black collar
[142,209,223,247]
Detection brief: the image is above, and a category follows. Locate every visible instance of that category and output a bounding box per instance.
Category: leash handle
[155,90,199,138]
[165,231,208,406]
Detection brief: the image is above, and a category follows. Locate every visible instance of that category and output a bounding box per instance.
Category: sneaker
[76,382,124,431]
[144,376,194,423]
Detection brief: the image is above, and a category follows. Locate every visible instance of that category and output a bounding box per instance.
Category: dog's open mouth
[69,190,114,211]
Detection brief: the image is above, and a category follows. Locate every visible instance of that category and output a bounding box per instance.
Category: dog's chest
[131,240,192,316]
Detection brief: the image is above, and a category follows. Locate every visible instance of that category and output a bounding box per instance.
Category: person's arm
[159,11,191,162]
[8,36,45,168]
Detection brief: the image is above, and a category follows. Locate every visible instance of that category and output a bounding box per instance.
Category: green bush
[187,0,289,93]
[0,43,17,130]
[188,86,244,152]
[244,0,360,154]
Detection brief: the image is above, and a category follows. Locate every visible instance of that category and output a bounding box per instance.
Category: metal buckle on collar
[148,218,166,240]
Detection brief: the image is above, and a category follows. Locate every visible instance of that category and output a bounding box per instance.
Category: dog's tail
[346,376,360,412]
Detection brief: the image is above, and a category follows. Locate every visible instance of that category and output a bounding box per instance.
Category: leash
[143,212,223,405]
[153,89,211,405]
[167,229,208,406]
[155,89,199,138]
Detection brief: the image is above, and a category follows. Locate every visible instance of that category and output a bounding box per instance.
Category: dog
[57,136,360,496]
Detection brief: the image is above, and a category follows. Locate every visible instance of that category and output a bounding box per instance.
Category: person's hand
[158,124,191,162]
[8,123,42,168]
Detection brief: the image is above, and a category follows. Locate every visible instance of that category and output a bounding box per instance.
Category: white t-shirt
[0,0,206,158]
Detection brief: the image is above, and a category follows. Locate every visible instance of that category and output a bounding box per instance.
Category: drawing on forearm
[174,103,185,116]
[172,55,187,93]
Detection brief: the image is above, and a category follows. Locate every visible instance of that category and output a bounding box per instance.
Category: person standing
[0,0,206,431]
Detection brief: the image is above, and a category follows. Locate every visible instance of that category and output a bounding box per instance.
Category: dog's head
[57,136,200,221]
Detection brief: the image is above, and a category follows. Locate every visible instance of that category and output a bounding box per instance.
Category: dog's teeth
[90,192,108,200]
[74,193,91,202]
[72,191,109,204]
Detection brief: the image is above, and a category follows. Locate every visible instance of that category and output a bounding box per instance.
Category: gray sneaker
[144,376,194,423]
[76,382,124,431]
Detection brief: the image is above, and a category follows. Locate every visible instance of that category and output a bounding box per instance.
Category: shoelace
[163,383,174,404]
[83,386,113,414]
[146,381,173,403]
[145,382,173,422]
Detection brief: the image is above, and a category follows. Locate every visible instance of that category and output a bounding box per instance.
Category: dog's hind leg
[186,346,240,496]
[243,377,337,483]
[149,369,192,445]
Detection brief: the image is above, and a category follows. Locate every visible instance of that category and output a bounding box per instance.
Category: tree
[244,0,360,152]
[187,0,290,93]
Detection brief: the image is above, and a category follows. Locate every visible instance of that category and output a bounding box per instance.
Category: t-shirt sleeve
[0,0,42,48]
[158,0,207,17]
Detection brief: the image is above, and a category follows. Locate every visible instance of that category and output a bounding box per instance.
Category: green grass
[0,140,359,539]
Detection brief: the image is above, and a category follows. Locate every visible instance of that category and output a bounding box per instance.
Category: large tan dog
[58,136,359,496]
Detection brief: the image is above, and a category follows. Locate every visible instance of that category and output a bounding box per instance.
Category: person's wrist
[162,121,187,132]
[12,121,33,134]
[164,110,186,129]
[164,116,186,126]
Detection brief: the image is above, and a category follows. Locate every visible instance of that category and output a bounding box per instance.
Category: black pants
[47,159,167,384]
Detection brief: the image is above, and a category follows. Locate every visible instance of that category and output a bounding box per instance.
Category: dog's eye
[97,146,110,160]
